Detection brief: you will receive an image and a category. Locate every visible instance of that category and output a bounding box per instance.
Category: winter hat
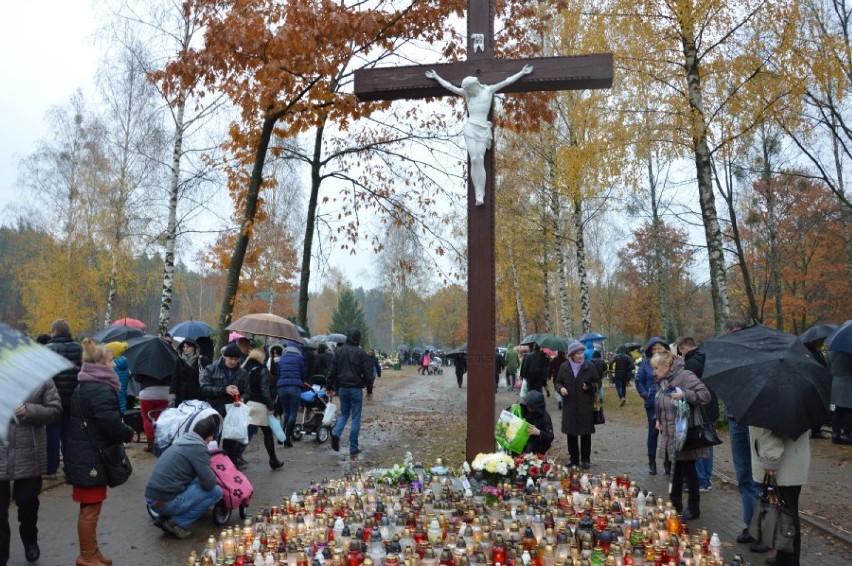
[223,343,242,358]
[105,341,128,358]
[566,340,585,357]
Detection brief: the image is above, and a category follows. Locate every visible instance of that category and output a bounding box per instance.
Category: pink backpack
[209,451,253,509]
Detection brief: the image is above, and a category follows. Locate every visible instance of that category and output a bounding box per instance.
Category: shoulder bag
[681,402,722,451]
[76,393,133,488]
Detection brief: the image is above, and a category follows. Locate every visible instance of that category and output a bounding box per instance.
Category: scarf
[182,351,199,367]
[569,358,583,376]
[77,362,121,392]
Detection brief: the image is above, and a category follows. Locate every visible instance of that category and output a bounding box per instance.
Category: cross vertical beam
[353,0,613,462]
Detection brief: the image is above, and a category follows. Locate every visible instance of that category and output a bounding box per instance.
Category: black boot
[663,459,672,476]
[648,456,657,475]
[682,502,701,521]
[283,423,294,448]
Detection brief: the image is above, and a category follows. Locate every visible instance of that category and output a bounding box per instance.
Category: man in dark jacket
[44,318,82,478]
[612,346,635,406]
[517,390,554,455]
[453,354,467,388]
[145,415,222,540]
[520,343,549,393]
[678,336,716,492]
[327,328,373,459]
[200,344,248,466]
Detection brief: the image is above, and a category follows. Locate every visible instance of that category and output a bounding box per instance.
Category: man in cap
[200,343,248,467]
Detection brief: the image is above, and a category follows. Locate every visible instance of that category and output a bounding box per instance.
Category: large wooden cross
[354,1,613,461]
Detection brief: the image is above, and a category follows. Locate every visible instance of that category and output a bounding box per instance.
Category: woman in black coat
[244,348,284,469]
[554,340,600,469]
[170,338,209,406]
[65,339,135,566]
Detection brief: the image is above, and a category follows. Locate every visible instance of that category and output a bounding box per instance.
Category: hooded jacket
[327,329,373,394]
[277,343,307,388]
[0,381,62,480]
[612,347,635,381]
[504,344,520,374]
[518,390,554,455]
[635,337,668,409]
[145,430,218,502]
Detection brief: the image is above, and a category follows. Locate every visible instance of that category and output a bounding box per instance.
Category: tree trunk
[297,123,326,330]
[157,95,186,338]
[508,245,527,337]
[216,113,279,350]
[104,250,117,328]
[573,198,591,334]
[829,111,852,290]
[647,155,673,340]
[760,139,784,330]
[556,205,573,338]
[681,26,729,333]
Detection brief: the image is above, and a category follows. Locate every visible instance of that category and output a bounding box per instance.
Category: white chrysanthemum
[463,462,471,473]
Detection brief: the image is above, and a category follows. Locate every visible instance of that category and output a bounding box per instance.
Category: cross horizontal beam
[354,53,613,102]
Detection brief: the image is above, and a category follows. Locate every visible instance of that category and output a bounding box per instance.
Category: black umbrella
[520,333,546,346]
[92,325,146,343]
[703,324,831,439]
[623,341,642,351]
[799,323,839,345]
[578,332,606,342]
[446,343,468,358]
[124,336,179,382]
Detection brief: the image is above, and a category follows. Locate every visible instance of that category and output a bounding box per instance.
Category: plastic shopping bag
[519,378,529,398]
[268,414,286,443]
[673,399,691,452]
[222,402,251,445]
[322,401,338,427]
[495,404,530,453]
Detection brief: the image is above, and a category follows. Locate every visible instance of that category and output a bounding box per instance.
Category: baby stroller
[428,356,444,375]
[291,379,332,443]
[146,402,251,525]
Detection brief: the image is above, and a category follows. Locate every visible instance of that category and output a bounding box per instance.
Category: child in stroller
[290,375,332,443]
[428,356,444,375]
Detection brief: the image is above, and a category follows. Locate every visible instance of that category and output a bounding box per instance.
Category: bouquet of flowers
[372,451,417,486]
[513,453,555,481]
[463,452,516,485]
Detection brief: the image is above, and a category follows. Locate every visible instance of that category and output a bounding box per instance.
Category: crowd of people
[5,316,848,566]
[3,318,381,563]
[495,319,850,566]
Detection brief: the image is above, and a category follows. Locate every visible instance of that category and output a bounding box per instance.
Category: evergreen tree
[330,288,370,347]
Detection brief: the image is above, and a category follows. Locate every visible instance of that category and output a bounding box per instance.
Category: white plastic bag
[519,378,529,398]
[223,402,251,445]
[322,401,338,427]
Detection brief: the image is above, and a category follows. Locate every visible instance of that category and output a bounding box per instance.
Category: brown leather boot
[76,503,108,566]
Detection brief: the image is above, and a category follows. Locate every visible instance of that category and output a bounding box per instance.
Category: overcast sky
[0,0,387,291]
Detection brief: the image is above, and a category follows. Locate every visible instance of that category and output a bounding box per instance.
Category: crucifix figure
[425,65,533,206]
[355,0,613,461]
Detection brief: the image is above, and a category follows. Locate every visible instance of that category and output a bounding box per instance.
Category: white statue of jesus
[426,65,533,206]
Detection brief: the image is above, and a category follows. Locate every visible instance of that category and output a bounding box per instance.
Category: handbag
[593,404,605,425]
[748,474,796,553]
[76,394,133,488]
[681,404,722,451]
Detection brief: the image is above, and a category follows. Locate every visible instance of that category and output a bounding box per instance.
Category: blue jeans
[695,446,714,488]
[614,378,626,401]
[729,418,759,527]
[278,385,303,426]
[150,479,223,529]
[47,409,72,476]
[645,406,659,457]
[333,387,363,454]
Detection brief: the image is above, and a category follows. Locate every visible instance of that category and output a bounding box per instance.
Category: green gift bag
[495,404,530,453]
